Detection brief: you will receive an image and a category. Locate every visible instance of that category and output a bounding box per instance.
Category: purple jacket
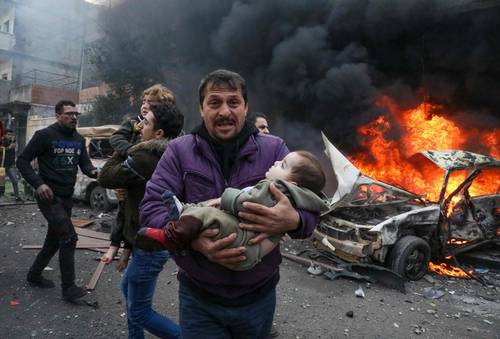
[139,132,318,298]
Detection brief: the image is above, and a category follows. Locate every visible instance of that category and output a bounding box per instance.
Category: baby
[139,150,328,270]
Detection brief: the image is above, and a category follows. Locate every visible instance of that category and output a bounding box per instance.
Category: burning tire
[386,235,430,281]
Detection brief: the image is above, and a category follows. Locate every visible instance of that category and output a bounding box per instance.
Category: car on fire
[315,133,500,281]
[73,125,120,211]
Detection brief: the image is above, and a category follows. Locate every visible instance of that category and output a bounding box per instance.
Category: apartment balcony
[0,31,15,51]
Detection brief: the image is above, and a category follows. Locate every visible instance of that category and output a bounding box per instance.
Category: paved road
[1,203,499,338]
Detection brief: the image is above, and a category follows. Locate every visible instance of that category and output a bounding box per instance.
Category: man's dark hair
[289,150,326,195]
[198,69,247,106]
[5,128,14,134]
[248,112,268,124]
[55,100,76,114]
[150,103,184,139]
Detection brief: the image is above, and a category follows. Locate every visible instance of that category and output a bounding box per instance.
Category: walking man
[17,100,97,301]
[1,129,22,201]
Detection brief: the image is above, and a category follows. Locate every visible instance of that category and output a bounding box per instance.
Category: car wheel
[386,235,430,281]
[90,186,111,212]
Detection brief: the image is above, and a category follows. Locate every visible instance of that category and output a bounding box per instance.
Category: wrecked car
[315,133,499,280]
[73,125,120,211]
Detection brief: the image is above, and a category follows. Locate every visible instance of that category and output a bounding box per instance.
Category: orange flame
[428,261,473,279]
[447,238,471,246]
[350,97,499,201]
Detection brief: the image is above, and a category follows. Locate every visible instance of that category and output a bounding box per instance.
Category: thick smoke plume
[96,0,500,151]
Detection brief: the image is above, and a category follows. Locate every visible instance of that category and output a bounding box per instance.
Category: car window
[351,184,405,205]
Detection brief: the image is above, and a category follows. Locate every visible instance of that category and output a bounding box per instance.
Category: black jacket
[17,123,96,196]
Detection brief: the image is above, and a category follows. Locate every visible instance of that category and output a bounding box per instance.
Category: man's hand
[239,183,300,244]
[101,246,118,264]
[36,184,53,202]
[115,188,127,201]
[191,228,246,265]
[116,249,131,272]
[90,168,99,178]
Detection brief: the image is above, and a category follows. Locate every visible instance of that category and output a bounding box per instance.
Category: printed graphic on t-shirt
[51,140,83,170]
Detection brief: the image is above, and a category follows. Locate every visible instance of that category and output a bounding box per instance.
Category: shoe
[27,273,55,288]
[62,285,87,301]
[137,227,168,248]
[269,324,279,338]
[15,197,24,203]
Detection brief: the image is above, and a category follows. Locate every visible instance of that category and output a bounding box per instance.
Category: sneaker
[62,285,87,301]
[269,324,279,338]
[27,273,55,288]
[15,197,24,203]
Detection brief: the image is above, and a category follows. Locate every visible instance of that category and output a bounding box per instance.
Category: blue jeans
[6,166,19,197]
[121,248,181,339]
[179,281,275,339]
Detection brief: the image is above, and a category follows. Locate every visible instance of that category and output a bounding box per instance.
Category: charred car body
[316,133,500,280]
[73,125,119,211]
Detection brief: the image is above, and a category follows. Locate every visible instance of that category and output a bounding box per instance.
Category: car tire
[90,186,111,212]
[386,235,430,281]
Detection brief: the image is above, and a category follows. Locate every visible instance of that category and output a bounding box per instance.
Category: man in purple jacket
[140,69,318,338]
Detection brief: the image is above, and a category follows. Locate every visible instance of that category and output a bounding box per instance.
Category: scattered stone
[424,287,445,299]
[307,264,323,276]
[6,221,14,226]
[346,311,354,318]
[355,286,365,298]
[483,319,492,325]
[423,274,439,284]
[426,309,437,314]
[393,323,399,328]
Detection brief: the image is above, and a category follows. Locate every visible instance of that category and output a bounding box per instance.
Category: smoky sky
[97,0,500,151]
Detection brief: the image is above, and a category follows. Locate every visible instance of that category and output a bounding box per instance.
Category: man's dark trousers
[29,195,78,289]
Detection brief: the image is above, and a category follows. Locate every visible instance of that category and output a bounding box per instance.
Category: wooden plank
[85,260,106,291]
[75,227,110,241]
[71,217,95,228]
[23,234,110,250]
[23,242,110,249]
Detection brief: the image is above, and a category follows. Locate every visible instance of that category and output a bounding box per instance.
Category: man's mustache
[215,117,236,124]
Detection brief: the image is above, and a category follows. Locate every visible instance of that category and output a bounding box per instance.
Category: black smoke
[94,0,500,151]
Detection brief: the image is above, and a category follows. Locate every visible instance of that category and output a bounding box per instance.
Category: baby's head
[265,151,326,195]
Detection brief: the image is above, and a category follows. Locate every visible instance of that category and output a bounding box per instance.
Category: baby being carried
[139,150,328,270]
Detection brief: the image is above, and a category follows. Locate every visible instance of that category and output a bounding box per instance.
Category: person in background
[17,100,97,301]
[140,69,319,338]
[1,129,22,201]
[99,102,184,339]
[249,112,270,134]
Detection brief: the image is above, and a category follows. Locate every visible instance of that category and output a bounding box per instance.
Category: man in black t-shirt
[17,100,98,302]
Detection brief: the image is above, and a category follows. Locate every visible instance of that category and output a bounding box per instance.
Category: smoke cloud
[97,0,500,151]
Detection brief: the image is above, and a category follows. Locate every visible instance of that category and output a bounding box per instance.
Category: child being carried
[139,150,328,270]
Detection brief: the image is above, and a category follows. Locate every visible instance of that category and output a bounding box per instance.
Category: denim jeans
[121,248,181,339]
[5,166,19,197]
[179,281,275,339]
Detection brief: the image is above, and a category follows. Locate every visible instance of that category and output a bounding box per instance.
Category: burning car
[315,133,500,280]
[73,125,120,211]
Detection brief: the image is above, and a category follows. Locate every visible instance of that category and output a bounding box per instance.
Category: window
[1,20,10,33]
[1,73,8,80]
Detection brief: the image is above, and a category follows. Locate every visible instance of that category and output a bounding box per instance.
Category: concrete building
[0,0,100,148]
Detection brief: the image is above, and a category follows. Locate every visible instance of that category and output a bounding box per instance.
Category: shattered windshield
[350,183,415,205]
